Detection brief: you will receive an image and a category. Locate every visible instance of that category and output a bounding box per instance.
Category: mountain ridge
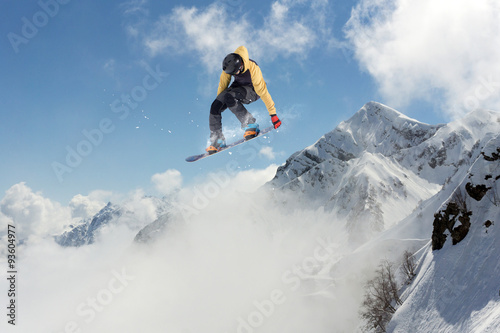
[267,102,499,243]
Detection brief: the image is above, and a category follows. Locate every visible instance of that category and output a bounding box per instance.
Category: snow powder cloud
[0,166,386,333]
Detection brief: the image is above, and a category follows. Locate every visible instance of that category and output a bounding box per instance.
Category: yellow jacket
[217,46,276,116]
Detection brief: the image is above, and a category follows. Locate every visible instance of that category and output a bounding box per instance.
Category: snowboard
[185,125,275,162]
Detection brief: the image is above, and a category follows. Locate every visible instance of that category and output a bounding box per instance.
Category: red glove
[271,114,282,129]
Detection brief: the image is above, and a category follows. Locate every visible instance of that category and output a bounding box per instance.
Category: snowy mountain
[263,101,500,332]
[55,202,123,247]
[55,196,172,247]
[268,101,498,243]
[134,213,172,244]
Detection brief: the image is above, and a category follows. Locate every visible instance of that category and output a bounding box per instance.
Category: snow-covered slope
[387,134,500,333]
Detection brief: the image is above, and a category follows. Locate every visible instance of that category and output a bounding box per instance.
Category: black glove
[271,114,282,129]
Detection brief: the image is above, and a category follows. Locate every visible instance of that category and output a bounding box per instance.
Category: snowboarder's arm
[217,71,231,96]
[249,63,276,115]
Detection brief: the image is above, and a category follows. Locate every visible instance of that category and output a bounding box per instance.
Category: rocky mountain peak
[268,102,500,244]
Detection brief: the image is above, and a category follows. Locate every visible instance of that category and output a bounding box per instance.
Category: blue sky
[1,0,499,205]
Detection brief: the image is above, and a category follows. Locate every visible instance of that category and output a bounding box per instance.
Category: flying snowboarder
[206,45,282,154]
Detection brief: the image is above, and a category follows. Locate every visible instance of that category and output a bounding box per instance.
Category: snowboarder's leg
[207,96,228,154]
[209,97,227,134]
[224,86,258,128]
[223,86,260,139]
[208,86,260,146]
[226,86,261,140]
[206,132,226,154]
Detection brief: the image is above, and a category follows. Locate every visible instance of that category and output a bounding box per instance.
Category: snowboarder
[206,45,282,154]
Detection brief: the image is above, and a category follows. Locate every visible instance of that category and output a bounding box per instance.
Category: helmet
[222,53,243,75]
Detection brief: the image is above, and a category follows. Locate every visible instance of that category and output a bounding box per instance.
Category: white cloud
[69,194,106,219]
[344,0,500,118]
[151,169,183,195]
[0,183,159,242]
[68,189,117,219]
[86,189,116,203]
[0,182,73,238]
[257,1,318,57]
[143,4,251,71]
[0,210,13,234]
[259,146,277,159]
[0,166,401,333]
[113,189,160,231]
[120,0,149,16]
[131,1,335,72]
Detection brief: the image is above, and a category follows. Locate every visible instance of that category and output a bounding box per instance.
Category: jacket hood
[234,46,250,73]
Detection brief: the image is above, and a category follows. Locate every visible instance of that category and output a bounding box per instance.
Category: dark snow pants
[209,85,259,140]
